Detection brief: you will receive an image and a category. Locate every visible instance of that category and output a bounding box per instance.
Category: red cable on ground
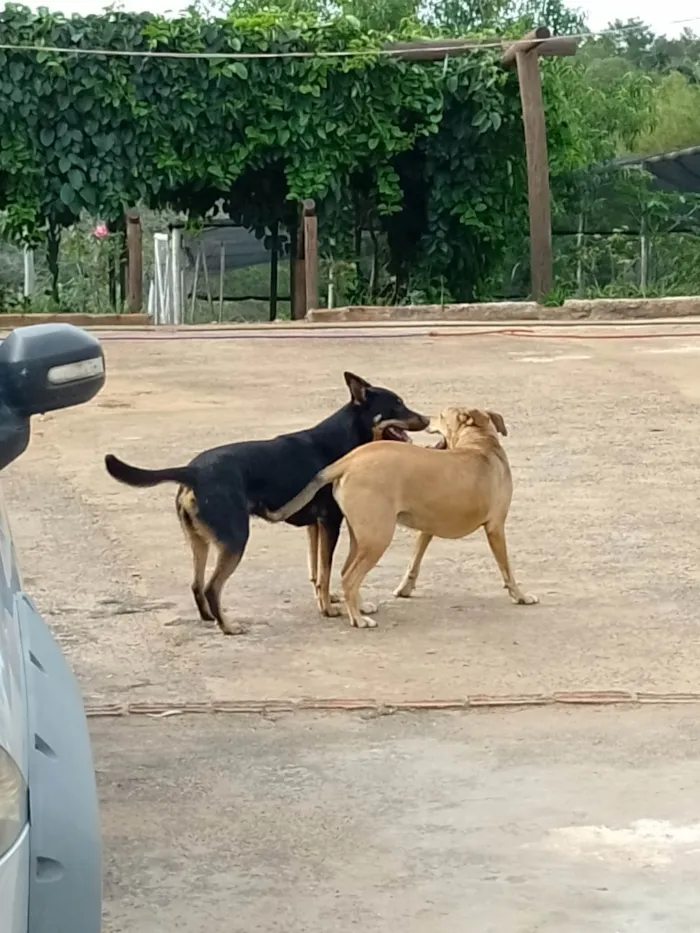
[97,326,700,342]
[474,327,700,340]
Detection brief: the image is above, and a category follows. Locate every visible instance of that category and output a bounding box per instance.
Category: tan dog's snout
[425,417,448,449]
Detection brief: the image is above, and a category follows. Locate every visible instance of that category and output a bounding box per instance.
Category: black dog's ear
[344,371,372,405]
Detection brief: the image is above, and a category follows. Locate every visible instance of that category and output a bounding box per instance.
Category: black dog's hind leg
[189,532,215,622]
[316,515,342,617]
[204,545,247,635]
[196,492,251,635]
[176,488,215,622]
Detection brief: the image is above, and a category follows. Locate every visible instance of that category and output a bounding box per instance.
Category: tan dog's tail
[263,460,347,523]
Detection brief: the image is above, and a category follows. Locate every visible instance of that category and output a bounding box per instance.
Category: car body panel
[21,591,102,933]
[0,485,29,932]
[0,485,28,779]
[0,826,30,933]
[0,323,104,933]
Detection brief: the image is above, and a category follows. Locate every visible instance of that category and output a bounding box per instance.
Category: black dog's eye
[395,397,404,406]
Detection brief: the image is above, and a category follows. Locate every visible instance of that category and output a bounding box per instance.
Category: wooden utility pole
[502,28,578,300]
[125,211,143,312]
[387,29,578,302]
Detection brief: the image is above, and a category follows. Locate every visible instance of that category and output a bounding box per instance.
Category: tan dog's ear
[487,411,508,436]
[463,409,490,430]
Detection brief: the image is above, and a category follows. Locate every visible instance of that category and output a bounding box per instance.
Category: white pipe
[170,227,182,326]
[23,246,35,300]
[153,233,169,326]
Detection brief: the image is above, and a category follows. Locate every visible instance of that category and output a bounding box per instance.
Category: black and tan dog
[264,405,538,629]
[104,372,428,635]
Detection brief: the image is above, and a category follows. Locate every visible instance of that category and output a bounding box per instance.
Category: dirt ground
[7,319,700,931]
[5,320,700,706]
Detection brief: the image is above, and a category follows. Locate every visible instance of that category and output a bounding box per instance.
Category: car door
[0,483,30,933]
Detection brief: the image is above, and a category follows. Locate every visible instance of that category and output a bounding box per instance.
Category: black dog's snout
[403,410,429,431]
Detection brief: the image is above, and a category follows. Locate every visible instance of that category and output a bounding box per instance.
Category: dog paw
[352,615,378,629]
[320,604,342,618]
[219,620,248,635]
[393,582,414,598]
[515,593,539,606]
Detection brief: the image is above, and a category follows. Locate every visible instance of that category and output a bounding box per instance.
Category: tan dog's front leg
[339,516,393,628]
[306,524,319,590]
[484,523,538,605]
[394,532,433,598]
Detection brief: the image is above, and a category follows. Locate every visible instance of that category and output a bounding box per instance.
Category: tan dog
[264,406,537,629]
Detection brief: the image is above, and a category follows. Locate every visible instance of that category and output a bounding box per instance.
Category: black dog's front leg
[316,511,342,617]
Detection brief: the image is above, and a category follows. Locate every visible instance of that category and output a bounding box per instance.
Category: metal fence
[151,222,292,324]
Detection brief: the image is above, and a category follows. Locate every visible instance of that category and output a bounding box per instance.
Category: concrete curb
[0,312,149,328]
[84,691,700,718]
[307,297,700,324]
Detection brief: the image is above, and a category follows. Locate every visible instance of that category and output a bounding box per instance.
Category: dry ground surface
[4,320,700,705]
[7,319,700,931]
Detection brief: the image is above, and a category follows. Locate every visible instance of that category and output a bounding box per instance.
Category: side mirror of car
[0,323,105,470]
[0,323,105,416]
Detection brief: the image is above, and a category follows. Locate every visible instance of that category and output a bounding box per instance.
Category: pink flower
[93,222,109,239]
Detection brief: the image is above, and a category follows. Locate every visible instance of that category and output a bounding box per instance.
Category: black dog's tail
[105,453,196,489]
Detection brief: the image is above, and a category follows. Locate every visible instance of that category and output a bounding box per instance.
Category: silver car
[0,323,105,933]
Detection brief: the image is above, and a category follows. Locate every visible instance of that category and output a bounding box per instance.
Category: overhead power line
[0,14,697,60]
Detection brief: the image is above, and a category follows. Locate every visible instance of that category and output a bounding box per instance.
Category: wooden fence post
[269,219,279,322]
[125,211,143,312]
[290,203,306,320]
[302,199,318,315]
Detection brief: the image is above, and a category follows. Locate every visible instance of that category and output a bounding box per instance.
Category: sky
[17,0,700,37]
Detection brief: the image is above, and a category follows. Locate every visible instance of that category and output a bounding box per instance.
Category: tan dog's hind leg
[484,523,538,605]
[316,523,342,618]
[204,546,247,634]
[394,532,433,598]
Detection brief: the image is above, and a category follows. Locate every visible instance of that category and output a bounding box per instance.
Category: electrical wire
[0,15,698,61]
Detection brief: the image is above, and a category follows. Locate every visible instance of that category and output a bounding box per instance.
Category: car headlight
[0,745,27,858]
